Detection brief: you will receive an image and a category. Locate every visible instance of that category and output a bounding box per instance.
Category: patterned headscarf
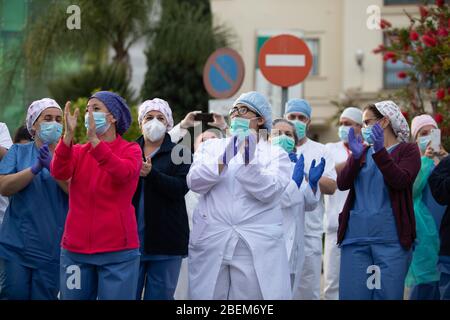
[26,98,62,136]
[138,98,174,130]
[374,100,410,142]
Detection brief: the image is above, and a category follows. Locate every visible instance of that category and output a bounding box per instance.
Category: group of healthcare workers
[0,88,449,300]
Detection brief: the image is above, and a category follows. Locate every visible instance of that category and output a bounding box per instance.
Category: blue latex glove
[244,134,257,165]
[31,160,42,175]
[348,127,364,159]
[309,157,325,191]
[371,123,385,153]
[221,136,238,165]
[292,154,305,188]
[38,144,52,170]
[289,152,298,163]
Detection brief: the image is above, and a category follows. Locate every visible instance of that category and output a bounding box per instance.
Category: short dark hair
[363,104,384,119]
[272,118,299,146]
[13,124,32,144]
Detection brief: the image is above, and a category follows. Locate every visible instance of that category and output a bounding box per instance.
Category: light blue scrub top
[0,142,68,268]
[137,147,182,261]
[343,145,400,246]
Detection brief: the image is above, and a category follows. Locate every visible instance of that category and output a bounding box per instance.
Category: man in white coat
[284,99,337,300]
[323,107,363,300]
[187,91,292,300]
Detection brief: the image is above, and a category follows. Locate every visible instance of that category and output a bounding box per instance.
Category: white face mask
[143,118,167,142]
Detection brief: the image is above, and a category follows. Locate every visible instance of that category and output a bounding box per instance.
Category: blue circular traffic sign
[203,48,245,99]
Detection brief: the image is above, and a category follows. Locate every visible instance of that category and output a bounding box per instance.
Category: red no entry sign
[258,34,313,87]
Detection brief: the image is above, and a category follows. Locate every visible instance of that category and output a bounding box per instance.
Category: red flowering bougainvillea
[373,0,450,149]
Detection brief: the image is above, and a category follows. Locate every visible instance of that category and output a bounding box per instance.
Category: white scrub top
[296,138,337,237]
[324,141,350,234]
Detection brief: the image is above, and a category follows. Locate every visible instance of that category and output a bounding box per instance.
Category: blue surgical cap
[285,99,312,119]
[89,91,131,136]
[233,91,273,131]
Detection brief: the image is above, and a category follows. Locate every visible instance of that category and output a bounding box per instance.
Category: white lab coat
[0,122,13,224]
[281,171,320,291]
[174,191,199,300]
[324,141,349,233]
[323,141,349,300]
[293,138,337,300]
[187,137,292,300]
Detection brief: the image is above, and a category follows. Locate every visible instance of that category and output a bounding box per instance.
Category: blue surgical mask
[230,117,251,140]
[85,112,111,135]
[418,135,432,152]
[338,126,351,142]
[292,120,307,139]
[38,121,63,144]
[272,135,295,153]
[361,126,373,144]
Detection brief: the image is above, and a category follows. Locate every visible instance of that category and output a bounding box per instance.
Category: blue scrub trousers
[438,257,450,300]
[60,249,140,300]
[339,242,412,300]
[136,258,182,300]
[409,281,440,300]
[439,272,450,300]
[2,259,59,300]
[0,258,5,299]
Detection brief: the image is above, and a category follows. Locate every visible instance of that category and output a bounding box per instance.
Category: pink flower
[383,52,396,61]
[438,28,448,37]
[380,19,392,29]
[422,35,437,47]
[372,44,386,54]
[436,0,445,8]
[401,111,409,120]
[434,113,444,124]
[420,6,429,19]
[437,88,446,100]
[410,31,420,41]
[397,72,408,79]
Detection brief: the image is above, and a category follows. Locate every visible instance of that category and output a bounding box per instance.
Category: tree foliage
[140,0,233,123]
[373,0,450,148]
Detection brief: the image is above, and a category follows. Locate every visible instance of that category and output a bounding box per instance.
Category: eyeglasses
[229,106,260,117]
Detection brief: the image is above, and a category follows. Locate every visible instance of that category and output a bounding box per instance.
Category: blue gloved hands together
[309,157,325,191]
[39,144,52,170]
[292,154,305,188]
[348,127,364,160]
[371,123,385,153]
[289,152,298,163]
[31,144,53,175]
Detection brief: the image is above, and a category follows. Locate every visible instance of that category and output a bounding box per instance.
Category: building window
[383,59,411,89]
[384,0,421,5]
[305,38,319,76]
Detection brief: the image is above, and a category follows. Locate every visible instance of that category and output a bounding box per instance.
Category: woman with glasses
[337,101,421,300]
[187,91,292,300]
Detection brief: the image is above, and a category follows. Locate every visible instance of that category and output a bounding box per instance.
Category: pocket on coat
[190,209,209,246]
